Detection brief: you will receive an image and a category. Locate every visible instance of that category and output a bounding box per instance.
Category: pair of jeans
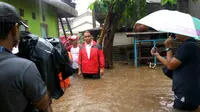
[82,73,100,79]
[72,68,78,74]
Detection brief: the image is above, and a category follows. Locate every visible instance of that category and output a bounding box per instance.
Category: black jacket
[18,31,72,99]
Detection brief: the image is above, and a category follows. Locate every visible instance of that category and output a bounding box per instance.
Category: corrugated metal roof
[43,0,78,17]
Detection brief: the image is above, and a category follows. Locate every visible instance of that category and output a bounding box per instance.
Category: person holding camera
[150,34,200,112]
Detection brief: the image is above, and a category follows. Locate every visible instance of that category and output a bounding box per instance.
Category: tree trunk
[103,13,116,68]
[92,10,96,28]
[98,3,113,45]
[103,37,114,68]
[102,0,129,69]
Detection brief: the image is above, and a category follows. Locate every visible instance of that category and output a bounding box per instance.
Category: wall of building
[71,13,90,28]
[72,23,94,32]
[71,14,100,28]
[189,0,200,19]
[2,0,58,37]
[113,33,134,46]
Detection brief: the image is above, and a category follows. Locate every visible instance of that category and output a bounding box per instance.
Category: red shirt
[78,40,104,74]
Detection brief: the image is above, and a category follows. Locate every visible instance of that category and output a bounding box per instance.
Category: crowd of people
[1,1,200,112]
[61,31,105,79]
[0,2,105,112]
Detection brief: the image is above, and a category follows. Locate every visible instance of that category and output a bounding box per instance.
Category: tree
[89,0,198,69]
[89,0,146,68]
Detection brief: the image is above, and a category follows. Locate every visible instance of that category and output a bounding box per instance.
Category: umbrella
[136,10,200,40]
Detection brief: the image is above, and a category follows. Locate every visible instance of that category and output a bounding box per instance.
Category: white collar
[86,41,93,46]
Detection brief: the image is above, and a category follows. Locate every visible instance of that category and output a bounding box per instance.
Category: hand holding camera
[150,47,159,56]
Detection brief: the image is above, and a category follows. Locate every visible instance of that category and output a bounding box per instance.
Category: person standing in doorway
[78,31,105,79]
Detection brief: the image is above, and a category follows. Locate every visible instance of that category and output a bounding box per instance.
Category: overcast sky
[75,0,95,15]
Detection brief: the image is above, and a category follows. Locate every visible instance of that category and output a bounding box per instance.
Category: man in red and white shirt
[78,31,105,79]
[69,35,79,73]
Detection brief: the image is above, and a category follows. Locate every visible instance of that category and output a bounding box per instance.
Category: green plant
[88,0,110,14]
[161,0,198,5]
[88,0,146,28]
[161,0,177,5]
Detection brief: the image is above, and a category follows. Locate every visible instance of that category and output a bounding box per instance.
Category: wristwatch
[166,48,172,52]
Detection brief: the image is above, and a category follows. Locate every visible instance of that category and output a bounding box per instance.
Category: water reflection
[53,63,173,112]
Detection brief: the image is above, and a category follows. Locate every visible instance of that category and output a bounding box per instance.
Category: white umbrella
[136,10,200,40]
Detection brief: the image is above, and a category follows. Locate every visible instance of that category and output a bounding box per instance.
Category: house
[66,11,100,33]
[189,0,200,19]
[1,0,77,37]
[146,0,200,19]
[146,0,161,3]
[146,0,177,15]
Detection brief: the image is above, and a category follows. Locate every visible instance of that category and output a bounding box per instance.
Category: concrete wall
[113,33,134,46]
[2,0,58,37]
[71,13,92,27]
[72,23,94,32]
[70,12,100,32]
[189,0,200,19]
[146,0,161,3]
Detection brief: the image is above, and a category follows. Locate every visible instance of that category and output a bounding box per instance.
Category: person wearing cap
[0,2,52,112]
[78,31,105,79]
[69,35,80,73]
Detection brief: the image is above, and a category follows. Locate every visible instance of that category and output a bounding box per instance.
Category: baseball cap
[0,2,28,28]
[69,35,78,40]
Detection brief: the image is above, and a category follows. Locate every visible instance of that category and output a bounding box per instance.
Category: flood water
[52,63,174,112]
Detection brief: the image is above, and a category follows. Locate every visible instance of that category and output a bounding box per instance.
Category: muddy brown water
[52,63,173,112]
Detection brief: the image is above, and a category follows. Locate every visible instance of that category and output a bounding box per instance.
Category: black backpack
[18,31,72,99]
[44,37,73,80]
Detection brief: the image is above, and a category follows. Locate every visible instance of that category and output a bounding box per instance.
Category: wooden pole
[59,17,67,39]
[65,18,73,35]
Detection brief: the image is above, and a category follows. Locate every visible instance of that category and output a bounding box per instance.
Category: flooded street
[52,63,173,112]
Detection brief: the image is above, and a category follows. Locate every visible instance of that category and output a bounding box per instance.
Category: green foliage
[193,0,199,2]
[88,0,146,28]
[64,26,68,31]
[161,0,198,5]
[161,0,177,5]
[88,3,95,11]
[88,0,110,14]
[88,0,200,28]
[78,33,85,44]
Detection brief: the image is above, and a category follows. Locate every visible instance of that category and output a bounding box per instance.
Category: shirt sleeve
[175,42,196,62]
[98,46,105,69]
[22,63,47,102]
[78,49,82,65]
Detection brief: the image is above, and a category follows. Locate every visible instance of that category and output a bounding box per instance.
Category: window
[42,15,46,22]
[41,23,48,37]
[19,8,24,17]
[32,12,36,20]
